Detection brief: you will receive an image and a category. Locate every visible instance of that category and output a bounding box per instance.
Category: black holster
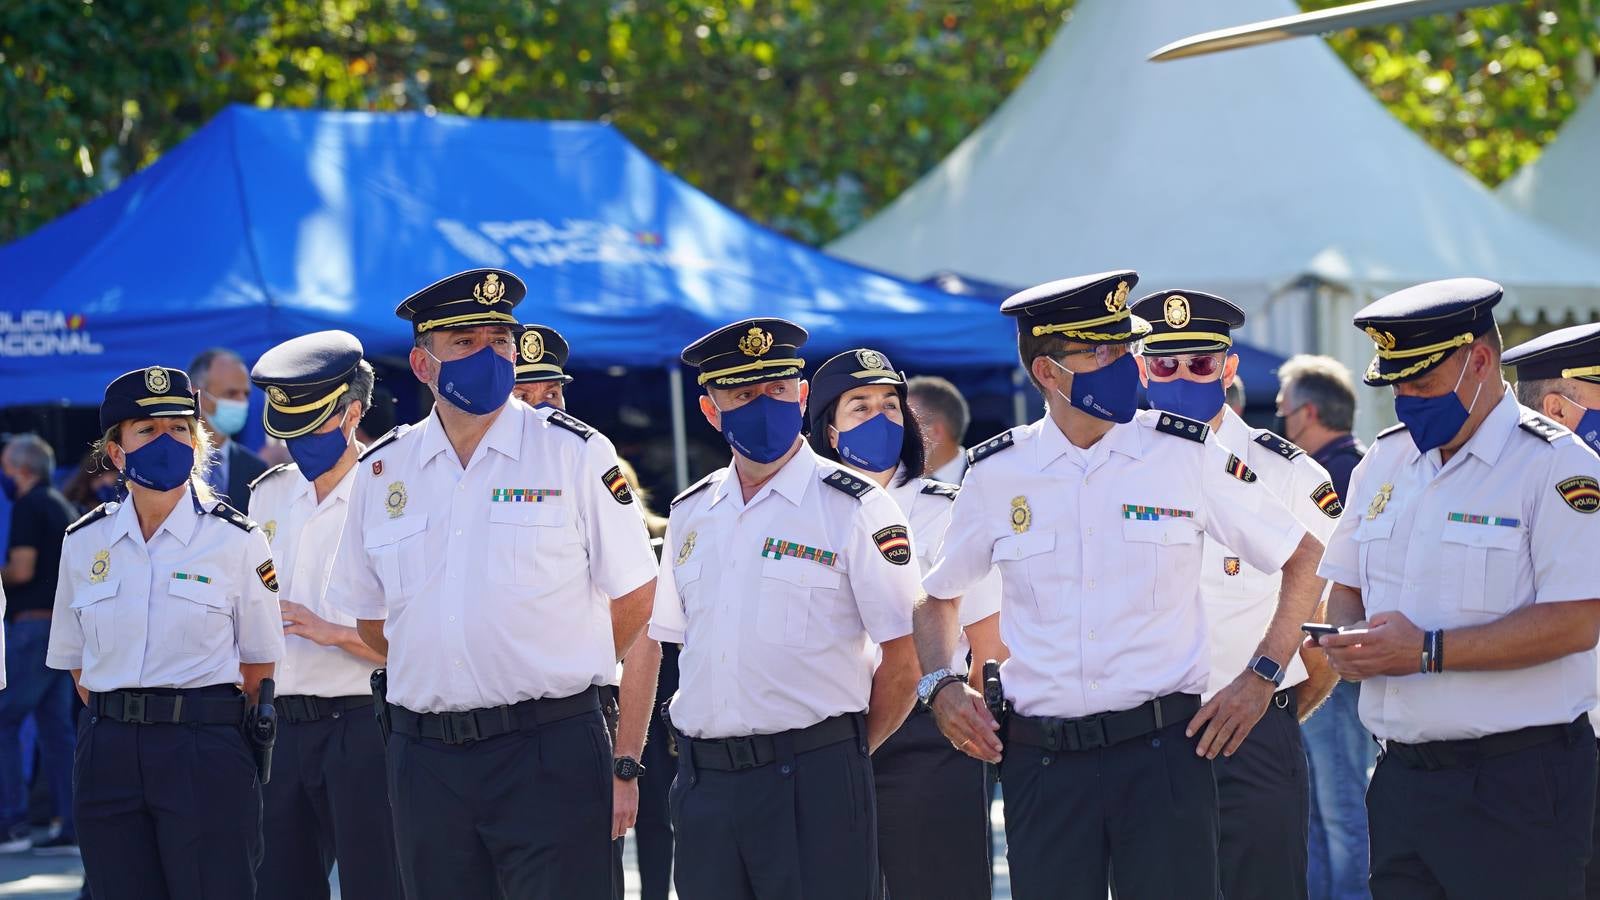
[371,668,391,743]
[245,678,278,784]
[983,660,1008,744]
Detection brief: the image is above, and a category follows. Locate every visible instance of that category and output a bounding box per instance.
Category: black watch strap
[924,674,965,708]
[613,756,645,781]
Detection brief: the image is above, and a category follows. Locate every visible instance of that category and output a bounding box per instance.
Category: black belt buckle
[1074,716,1108,751]
[725,736,759,770]
[443,712,480,745]
[122,693,150,725]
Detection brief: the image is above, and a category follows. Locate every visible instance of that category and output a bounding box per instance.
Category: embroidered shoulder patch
[66,502,116,535]
[249,463,294,491]
[256,560,279,592]
[546,410,594,441]
[1225,454,1258,483]
[1519,413,1568,443]
[1311,481,1344,518]
[1155,413,1209,443]
[822,468,873,499]
[671,472,716,509]
[966,430,1015,467]
[1557,476,1600,514]
[872,525,911,566]
[602,466,634,505]
[920,481,959,500]
[1254,431,1303,460]
[1375,422,1409,441]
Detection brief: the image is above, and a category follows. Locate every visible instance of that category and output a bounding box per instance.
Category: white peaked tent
[1500,88,1600,254]
[827,0,1600,436]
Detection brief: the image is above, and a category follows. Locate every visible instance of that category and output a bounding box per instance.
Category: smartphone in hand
[1301,623,1342,645]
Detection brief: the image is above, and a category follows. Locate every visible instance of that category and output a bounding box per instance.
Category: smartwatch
[613,756,645,781]
[1248,654,1286,687]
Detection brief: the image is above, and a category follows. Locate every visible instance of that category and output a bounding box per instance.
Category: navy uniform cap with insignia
[100,366,197,432]
[1000,270,1152,345]
[1130,289,1245,354]
[1502,322,1600,386]
[514,324,573,385]
[249,330,364,439]
[1352,278,1502,386]
[681,317,808,389]
[396,268,526,336]
[807,348,904,430]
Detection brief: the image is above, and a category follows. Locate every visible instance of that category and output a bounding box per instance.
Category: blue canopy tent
[0,106,1018,488]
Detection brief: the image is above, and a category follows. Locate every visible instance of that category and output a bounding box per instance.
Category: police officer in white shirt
[1318,280,1600,900]
[47,366,284,900]
[806,348,1005,899]
[915,271,1329,900]
[1133,289,1343,900]
[512,323,572,411]
[648,318,922,899]
[326,269,659,899]
[245,331,401,900]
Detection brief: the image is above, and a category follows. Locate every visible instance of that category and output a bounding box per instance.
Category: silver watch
[916,668,958,706]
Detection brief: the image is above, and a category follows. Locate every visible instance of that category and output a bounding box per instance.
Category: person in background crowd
[61,451,123,515]
[48,366,283,899]
[1226,374,1247,416]
[189,348,268,509]
[512,324,573,410]
[908,375,972,485]
[1317,279,1600,899]
[1276,353,1374,900]
[0,435,79,853]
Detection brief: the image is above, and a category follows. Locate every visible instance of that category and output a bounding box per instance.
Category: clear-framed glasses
[1054,341,1139,368]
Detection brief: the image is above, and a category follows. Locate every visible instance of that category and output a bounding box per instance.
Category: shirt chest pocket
[167,577,231,658]
[674,561,706,617]
[991,531,1057,619]
[70,579,120,658]
[487,504,571,587]
[364,516,429,598]
[1351,517,1395,599]
[1439,520,1525,615]
[757,559,844,649]
[1120,520,1200,610]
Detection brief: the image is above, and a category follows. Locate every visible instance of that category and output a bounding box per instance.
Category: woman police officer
[45,366,284,899]
[806,348,1005,899]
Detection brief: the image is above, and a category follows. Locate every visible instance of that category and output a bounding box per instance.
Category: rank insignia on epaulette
[1311,481,1343,519]
[1520,414,1568,442]
[967,431,1015,466]
[822,469,873,499]
[872,526,911,566]
[1255,432,1303,460]
[1225,454,1257,483]
[1223,557,1241,576]
[1156,414,1209,442]
[1557,476,1600,514]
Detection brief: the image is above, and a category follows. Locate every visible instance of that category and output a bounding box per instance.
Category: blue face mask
[1558,397,1600,455]
[717,393,803,464]
[205,394,249,437]
[1144,376,1225,422]
[1052,352,1140,424]
[286,411,351,482]
[1393,360,1482,454]
[0,471,16,501]
[834,413,905,473]
[121,433,195,492]
[427,345,514,416]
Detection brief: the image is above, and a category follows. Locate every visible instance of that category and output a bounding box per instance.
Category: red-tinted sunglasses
[1147,355,1221,379]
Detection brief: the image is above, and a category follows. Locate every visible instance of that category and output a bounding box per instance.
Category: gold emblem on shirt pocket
[168,576,230,657]
[1439,519,1523,615]
[757,557,842,649]
[487,503,569,587]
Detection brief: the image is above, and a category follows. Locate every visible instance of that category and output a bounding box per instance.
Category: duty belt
[1383,715,1589,771]
[275,694,373,725]
[685,713,863,772]
[389,686,600,745]
[1008,693,1201,753]
[90,688,247,726]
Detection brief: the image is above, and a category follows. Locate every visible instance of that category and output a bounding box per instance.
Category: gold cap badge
[266,386,289,406]
[1104,281,1130,314]
[474,272,506,305]
[1164,294,1191,329]
[1365,327,1398,352]
[857,349,885,371]
[144,366,170,394]
[738,327,775,358]
[520,329,545,364]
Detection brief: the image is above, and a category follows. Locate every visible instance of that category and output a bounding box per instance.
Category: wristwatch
[613,756,645,781]
[916,668,961,708]
[1248,654,1286,687]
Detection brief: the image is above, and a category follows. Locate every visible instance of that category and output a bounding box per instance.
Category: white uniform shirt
[328,403,657,714]
[1319,387,1600,742]
[247,463,372,698]
[883,471,1002,673]
[1198,409,1341,698]
[648,444,920,739]
[46,486,284,692]
[929,454,969,487]
[923,410,1308,719]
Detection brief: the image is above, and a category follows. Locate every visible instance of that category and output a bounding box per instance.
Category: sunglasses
[1147,355,1221,379]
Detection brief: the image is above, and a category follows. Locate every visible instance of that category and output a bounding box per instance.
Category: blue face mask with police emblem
[1393,359,1482,454]
[121,433,195,492]
[834,413,905,473]
[1558,397,1600,455]
[1144,376,1225,423]
[427,346,513,416]
[1052,353,1140,424]
[717,393,803,464]
[286,411,350,482]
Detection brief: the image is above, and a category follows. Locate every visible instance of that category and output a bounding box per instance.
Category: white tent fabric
[1500,89,1600,255]
[827,0,1600,436]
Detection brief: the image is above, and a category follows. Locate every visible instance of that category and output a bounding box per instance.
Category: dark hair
[1016,328,1072,395]
[806,395,926,488]
[906,376,970,443]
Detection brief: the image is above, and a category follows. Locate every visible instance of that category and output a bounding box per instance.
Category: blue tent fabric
[1,106,1015,406]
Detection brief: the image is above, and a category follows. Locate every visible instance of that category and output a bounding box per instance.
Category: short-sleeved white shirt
[1318,387,1600,742]
[47,486,285,692]
[922,410,1308,719]
[648,444,920,739]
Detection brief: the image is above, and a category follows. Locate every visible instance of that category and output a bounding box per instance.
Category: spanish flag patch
[1557,476,1600,514]
[256,560,278,593]
[873,525,911,566]
[1311,481,1344,518]
[602,466,634,505]
[1225,454,1257,483]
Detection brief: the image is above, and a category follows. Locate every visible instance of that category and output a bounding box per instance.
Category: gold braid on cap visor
[415,311,520,333]
[266,383,350,439]
[1029,309,1144,342]
[1365,332,1476,383]
[1562,365,1600,382]
[696,357,805,386]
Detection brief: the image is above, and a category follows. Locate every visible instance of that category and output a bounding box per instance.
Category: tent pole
[669,366,689,493]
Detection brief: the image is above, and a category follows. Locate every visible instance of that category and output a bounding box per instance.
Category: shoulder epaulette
[670,472,716,509]
[208,501,256,532]
[248,463,295,491]
[821,468,874,500]
[1518,412,1568,443]
[1253,431,1304,460]
[920,480,959,500]
[966,430,1015,467]
[1154,413,1209,443]
[66,502,116,535]
[546,409,594,441]
[1375,423,1409,441]
[358,425,406,461]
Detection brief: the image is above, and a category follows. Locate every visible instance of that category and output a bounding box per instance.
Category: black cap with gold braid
[1352,278,1502,386]
[999,270,1151,345]
[395,268,525,337]
[1503,322,1600,386]
[99,366,197,432]
[1131,289,1245,354]
[514,324,573,385]
[249,330,365,439]
[681,318,808,389]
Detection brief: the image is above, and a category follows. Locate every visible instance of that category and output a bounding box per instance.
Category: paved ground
[0,802,1016,898]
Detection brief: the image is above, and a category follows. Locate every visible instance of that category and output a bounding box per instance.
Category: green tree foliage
[2,1,1597,248]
